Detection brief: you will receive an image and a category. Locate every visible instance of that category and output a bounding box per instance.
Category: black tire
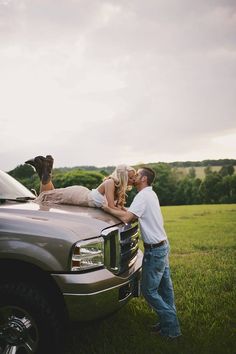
[0,281,65,354]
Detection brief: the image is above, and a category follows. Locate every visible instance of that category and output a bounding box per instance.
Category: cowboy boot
[25,156,45,179]
[41,155,54,184]
[46,155,54,173]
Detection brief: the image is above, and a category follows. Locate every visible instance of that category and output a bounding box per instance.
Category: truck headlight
[71,237,104,271]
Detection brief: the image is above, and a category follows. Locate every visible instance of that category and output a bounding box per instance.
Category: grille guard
[102,221,139,275]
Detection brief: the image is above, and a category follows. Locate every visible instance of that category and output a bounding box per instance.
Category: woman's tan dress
[34,185,98,207]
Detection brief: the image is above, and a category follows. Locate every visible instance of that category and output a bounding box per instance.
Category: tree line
[140,163,236,206]
[8,161,236,206]
[167,158,236,168]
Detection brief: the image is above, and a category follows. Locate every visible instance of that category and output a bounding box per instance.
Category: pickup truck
[0,169,142,354]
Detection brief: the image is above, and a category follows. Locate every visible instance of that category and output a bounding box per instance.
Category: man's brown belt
[143,240,166,249]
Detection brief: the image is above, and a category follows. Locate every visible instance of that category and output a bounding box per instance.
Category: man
[102,167,181,340]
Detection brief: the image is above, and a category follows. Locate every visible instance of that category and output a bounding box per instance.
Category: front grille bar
[102,221,139,275]
[102,226,120,273]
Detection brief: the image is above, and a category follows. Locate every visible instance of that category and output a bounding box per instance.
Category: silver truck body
[0,170,142,353]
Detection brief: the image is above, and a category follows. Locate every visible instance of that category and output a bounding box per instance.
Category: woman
[25,155,136,209]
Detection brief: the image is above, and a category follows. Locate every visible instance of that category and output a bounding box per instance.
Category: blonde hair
[105,164,136,207]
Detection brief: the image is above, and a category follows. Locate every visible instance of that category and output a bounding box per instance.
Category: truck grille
[102,221,139,275]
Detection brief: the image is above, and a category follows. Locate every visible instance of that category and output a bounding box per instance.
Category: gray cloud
[0,0,236,170]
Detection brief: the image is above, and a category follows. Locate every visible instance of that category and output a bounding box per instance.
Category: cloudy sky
[1,0,236,171]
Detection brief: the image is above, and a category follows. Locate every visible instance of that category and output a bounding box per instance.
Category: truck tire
[0,281,65,354]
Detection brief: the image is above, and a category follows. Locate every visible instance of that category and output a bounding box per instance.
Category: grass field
[65,204,236,354]
[173,166,236,179]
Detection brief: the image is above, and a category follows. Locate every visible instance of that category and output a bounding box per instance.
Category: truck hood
[0,200,122,243]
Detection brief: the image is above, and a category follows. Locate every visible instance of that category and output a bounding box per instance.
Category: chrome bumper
[52,249,142,321]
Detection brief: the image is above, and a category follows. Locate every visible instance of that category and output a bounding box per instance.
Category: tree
[8,164,35,179]
[173,177,201,205]
[204,166,213,176]
[188,167,196,179]
[219,175,236,203]
[151,163,178,206]
[52,170,104,190]
[219,165,235,177]
[200,172,222,203]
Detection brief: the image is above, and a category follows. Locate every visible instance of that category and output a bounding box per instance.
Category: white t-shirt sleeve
[128,192,146,217]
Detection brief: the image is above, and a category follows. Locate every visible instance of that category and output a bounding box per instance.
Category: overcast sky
[1,0,236,171]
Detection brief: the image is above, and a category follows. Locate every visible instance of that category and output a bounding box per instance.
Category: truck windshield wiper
[16,196,36,201]
[0,196,35,203]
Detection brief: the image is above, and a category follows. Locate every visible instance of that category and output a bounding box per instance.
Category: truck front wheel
[0,282,65,354]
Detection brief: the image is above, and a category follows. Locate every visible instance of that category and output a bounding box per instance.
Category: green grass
[174,166,236,179]
[65,204,236,354]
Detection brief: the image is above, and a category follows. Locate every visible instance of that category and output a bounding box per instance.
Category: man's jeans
[141,242,181,337]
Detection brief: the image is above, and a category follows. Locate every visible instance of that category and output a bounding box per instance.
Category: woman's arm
[102,204,136,223]
[103,179,122,210]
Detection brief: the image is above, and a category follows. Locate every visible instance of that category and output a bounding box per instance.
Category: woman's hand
[102,204,110,213]
[102,203,136,224]
[116,205,127,210]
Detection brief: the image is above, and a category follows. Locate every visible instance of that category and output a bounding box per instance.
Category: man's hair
[140,167,156,185]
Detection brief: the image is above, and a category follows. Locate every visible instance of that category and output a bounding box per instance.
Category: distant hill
[56,159,236,170]
[171,165,235,179]
[54,159,236,179]
[166,159,236,168]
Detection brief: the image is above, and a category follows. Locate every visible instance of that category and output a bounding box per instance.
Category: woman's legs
[40,180,54,192]
[25,155,55,193]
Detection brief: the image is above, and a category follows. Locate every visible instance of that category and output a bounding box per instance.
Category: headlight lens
[71,237,104,271]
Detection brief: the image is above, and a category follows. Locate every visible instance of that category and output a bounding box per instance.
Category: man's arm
[102,204,137,224]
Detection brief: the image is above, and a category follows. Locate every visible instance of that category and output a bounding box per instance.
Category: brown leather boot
[25,156,45,179]
[46,155,54,173]
[41,155,54,184]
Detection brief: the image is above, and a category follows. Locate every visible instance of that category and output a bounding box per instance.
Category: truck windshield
[0,170,36,200]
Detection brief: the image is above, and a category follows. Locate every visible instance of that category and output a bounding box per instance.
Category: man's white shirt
[129,186,167,244]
